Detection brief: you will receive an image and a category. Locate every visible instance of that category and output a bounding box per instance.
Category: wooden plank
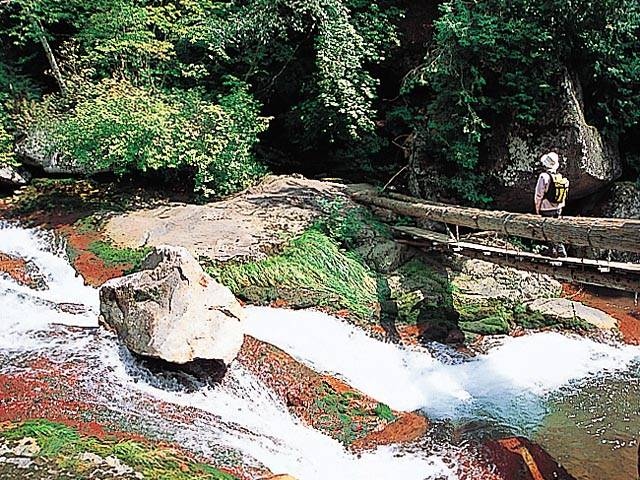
[352,190,640,254]
[392,226,454,244]
[393,225,640,274]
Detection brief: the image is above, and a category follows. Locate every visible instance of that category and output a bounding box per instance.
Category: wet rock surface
[483,436,577,480]
[99,245,245,364]
[0,252,47,290]
[527,298,618,330]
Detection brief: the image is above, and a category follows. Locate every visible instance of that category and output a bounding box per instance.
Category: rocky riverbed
[1,175,639,479]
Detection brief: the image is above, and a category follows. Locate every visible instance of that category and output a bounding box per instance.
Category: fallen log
[351,190,640,255]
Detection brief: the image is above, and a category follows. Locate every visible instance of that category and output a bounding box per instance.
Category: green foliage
[1,420,238,480]
[215,0,402,162]
[404,0,640,202]
[88,241,151,273]
[209,228,378,320]
[19,77,269,197]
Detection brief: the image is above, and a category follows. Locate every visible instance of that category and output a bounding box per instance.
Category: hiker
[534,151,569,257]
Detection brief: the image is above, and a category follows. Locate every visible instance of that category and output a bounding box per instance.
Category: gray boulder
[16,131,108,174]
[527,298,618,330]
[487,72,621,211]
[99,245,245,364]
[590,181,640,263]
[0,164,31,187]
[598,182,640,220]
[451,257,562,304]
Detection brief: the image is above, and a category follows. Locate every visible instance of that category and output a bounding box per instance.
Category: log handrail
[351,190,640,255]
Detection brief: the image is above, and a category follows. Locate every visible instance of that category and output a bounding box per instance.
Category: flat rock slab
[527,298,618,330]
[104,175,349,262]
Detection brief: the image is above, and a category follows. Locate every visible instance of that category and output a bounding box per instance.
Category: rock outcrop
[451,257,562,304]
[99,245,245,364]
[597,182,640,220]
[0,164,31,188]
[487,72,621,211]
[103,175,352,262]
[527,298,618,330]
[408,71,622,210]
[589,181,640,263]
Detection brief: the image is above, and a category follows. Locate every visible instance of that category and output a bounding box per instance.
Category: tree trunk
[351,190,640,255]
[33,20,66,95]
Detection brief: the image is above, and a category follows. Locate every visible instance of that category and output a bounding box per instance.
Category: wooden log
[352,191,640,254]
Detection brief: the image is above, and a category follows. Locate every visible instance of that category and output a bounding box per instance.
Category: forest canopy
[1,0,639,200]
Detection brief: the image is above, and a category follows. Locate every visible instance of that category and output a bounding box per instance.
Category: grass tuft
[88,241,151,273]
[209,228,378,320]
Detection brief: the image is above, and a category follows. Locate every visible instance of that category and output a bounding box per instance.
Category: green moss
[393,259,453,325]
[1,420,238,480]
[313,383,377,445]
[209,228,378,321]
[88,241,151,273]
[455,300,595,335]
[316,199,391,248]
[374,403,396,422]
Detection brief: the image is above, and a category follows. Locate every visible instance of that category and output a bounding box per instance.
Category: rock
[355,239,414,274]
[103,175,352,262]
[483,436,577,480]
[0,252,48,290]
[16,131,103,174]
[451,258,562,303]
[486,72,621,211]
[597,182,640,219]
[527,298,618,330]
[265,476,298,480]
[99,245,245,364]
[351,412,429,451]
[0,164,31,187]
[590,182,640,263]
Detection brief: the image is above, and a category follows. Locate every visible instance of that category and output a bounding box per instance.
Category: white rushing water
[0,222,458,480]
[245,306,640,426]
[4,221,639,479]
[0,222,99,350]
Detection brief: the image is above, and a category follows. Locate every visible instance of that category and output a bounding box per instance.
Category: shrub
[18,77,269,198]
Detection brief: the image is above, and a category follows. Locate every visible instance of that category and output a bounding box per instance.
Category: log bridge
[350,189,640,293]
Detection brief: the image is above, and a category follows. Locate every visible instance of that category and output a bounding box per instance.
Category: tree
[403,0,640,201]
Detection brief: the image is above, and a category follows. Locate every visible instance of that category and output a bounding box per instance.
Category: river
[1,221,639,479]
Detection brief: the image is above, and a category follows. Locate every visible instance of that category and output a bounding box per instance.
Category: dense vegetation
[1,0,639,200]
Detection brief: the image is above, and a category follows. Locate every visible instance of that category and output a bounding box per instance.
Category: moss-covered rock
[0,420,239,480]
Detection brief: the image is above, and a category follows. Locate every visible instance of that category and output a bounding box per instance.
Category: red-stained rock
[0,252,44,288]
[351,412,428,451]
[483,436,576,480]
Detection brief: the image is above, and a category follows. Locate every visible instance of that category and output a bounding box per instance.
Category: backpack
[544,172,569,204]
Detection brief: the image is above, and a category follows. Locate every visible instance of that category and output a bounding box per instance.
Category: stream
[1,222,639,479]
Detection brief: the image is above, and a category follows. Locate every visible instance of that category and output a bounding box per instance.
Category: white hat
[540,151,559,171]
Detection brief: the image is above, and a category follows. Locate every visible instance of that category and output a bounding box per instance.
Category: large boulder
[451,257,562,304]
[15,131,107,175]
[597,182,640,219]
[487,72,621,211]
[589,181,640,262]
[99,245,245,364]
